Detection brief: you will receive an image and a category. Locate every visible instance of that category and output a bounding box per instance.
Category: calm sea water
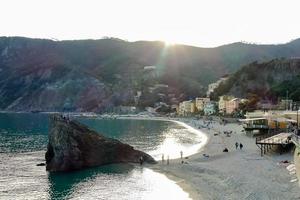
[0,113,204,200]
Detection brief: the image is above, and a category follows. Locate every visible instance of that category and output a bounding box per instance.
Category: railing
[243,124,269,129]
[255,131,280,142]
[256,132,292,145]
[256,137,291,145]
[291,133,300,146]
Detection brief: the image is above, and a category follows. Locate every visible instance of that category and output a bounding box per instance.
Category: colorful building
[204,101,217,115]
[195,97,210,112]
[178,100,196,116]
[226,98,241,114]
[218,95,234,114]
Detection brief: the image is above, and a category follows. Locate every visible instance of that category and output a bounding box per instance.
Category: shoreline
[66,113,300,199]
[117,116,209,160]
[118,116,209,199]
[147,117,210,200]
[115,115,210,199]
[146,117,300,200]
[1,112,299,199]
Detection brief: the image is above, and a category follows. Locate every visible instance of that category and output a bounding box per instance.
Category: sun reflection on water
[67,167,191,200]
[148,119,208,160]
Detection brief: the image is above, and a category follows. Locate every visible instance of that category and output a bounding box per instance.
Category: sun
[163,39,177,47]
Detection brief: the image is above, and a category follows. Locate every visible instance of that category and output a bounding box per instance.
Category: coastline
[145,117,300,200]
[115,115,208,199]
[2,112,299,199]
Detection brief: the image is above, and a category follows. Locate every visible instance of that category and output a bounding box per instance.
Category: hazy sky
[1,0,300,47]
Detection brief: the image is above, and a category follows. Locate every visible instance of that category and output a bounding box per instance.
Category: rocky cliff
[210,58,300,101]
[45,115,156,172]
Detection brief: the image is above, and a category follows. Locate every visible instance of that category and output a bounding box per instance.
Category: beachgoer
[203,153,209,158]
[235,142,239,149]
[162,154,164,163]
[139,156,144,165]
[239,143,243,150]
[180,151,183,159]
[167,156,169,165]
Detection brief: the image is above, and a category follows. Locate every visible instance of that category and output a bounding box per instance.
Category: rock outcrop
[211,58,300,100]
[45,115,156,172]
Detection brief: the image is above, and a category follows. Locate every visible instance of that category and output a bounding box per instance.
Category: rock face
[211,58,300,100]
[45,115,156,172]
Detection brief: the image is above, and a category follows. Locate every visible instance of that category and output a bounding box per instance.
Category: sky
[1,0,300,47]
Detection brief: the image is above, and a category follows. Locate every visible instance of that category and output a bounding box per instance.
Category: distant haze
[1,0,300,47]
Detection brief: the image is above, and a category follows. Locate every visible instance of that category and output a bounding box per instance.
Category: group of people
[161,154,170,165]
[160,151,184,165]
[223,142,243,152]
[235,142,243,150]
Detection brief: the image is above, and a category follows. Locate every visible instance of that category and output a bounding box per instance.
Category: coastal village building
[218,95,234,114]
[278,99,293,110]
[282,111,300,127]
[204,101,217,115]
[178,100,196,116]
[195,97,210,112]
[226,98,241,114]
[218,96,246,115]
[178,95,245,116]
[257,100,277,110]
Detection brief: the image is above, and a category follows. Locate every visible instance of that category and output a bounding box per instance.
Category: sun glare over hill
[1,0,300,47]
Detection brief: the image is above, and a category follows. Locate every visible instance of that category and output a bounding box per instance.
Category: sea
[0,113,206,200]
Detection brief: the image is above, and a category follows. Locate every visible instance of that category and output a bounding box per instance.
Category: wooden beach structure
[240,117,269,134]
[241,110,300,156]
[256,132,293,156]
[240,115,297,135]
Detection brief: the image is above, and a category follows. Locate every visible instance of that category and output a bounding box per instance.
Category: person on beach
[167,156,169,165]
[139,156,144,165]
[162,154,164,163]
[180,151,183,159]
[235,142,239,149]
[239,143,243,150]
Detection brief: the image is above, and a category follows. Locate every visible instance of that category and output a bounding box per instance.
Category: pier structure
[256,132,293,156]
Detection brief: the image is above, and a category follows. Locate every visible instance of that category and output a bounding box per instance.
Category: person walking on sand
[162,154,164,163]
[139,156,144,165]
[239,143,243,150]
[235,142,239,149]
[180,151,183,160]
[167,155,169,165]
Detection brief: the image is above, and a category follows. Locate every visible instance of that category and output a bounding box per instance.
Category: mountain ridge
[1,36,300,112]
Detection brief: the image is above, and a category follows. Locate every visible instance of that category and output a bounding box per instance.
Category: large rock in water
[45,115,156,172]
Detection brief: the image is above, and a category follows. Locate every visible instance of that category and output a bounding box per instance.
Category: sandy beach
[149,117,300,200]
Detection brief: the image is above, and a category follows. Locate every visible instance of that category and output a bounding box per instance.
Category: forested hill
[0,37,300,112]
[211,58,300,102]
